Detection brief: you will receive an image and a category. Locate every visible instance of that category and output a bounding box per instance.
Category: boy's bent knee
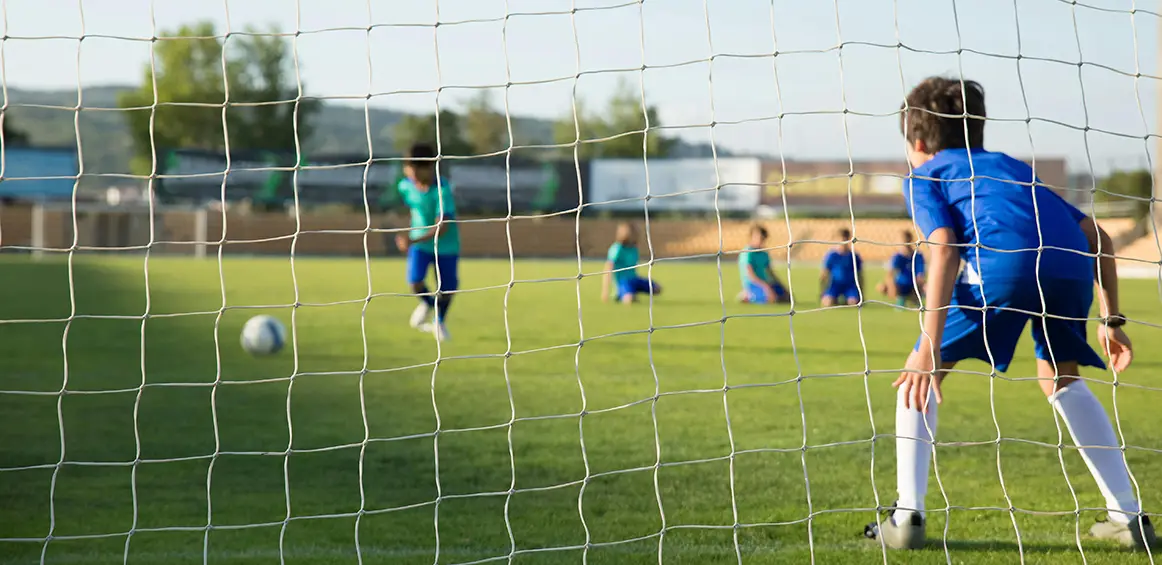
[1037,358,1081,397]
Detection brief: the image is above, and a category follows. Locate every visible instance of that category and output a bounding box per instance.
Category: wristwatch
[1101,313,1127,328]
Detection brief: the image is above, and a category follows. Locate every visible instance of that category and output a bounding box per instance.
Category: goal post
[13,202,211,259]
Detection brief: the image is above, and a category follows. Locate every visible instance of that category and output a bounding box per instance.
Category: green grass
[1,254,1160,564]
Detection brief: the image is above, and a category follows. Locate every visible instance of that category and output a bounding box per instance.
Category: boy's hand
[763,284,777,303]
[395,234,410,252]
[1098,324,1134,373]
[893,346,944,413]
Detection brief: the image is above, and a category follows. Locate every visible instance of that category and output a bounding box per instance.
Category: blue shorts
[406,247,459,291]
[745,280,787,304]
[823,281,860,301]
[896,281,921,300]
[921,279,1105,373]
[616,277,659,300]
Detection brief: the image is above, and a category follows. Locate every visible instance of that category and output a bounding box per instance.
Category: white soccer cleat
[1090,515,1156,549]
[864,503,926,550]
[432,322,450,342]
[417,322,450,342]
[409,303,431,328]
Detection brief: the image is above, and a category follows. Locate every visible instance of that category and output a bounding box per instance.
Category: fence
[0,203,1143,266]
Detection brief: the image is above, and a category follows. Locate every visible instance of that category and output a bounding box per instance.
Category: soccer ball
[240,315,287,356]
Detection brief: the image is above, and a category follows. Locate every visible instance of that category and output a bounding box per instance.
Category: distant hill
[2,85,729,190]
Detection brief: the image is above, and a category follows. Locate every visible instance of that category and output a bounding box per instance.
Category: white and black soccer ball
[240,315,287,356]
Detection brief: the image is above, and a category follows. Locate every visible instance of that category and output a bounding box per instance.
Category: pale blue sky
[2,0,1159,173]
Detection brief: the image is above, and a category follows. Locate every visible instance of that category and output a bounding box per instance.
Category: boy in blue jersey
[865,77,1150,550]
[395,143,460,342]
[820,228,864,306]
[601,222,662,304]
[738,224,789,304]
[876,230,926,307]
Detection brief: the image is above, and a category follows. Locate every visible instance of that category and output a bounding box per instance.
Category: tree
[554,80,673,159]
[1096,170,1152,220]
[462,91,509,155]
[118,21,319,174]
[391,110,471,156]
[2,114,30,146]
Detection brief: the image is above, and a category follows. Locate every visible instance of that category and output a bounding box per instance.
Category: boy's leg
[1033,281,1151,546]
[432,253,459,325]
[895,284,911,307]
[1043,362,1140,522]
[743,282,767,305]
[821,283,837,307]
[642,277,662,296]
[616,279,635,304]
[880,283,1026,549]
[770,280,790,304]
[894,361,953,526]
[845,284,861,306]
[406,247,436,327]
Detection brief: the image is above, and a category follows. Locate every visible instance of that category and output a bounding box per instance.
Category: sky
[1,0,1160,174]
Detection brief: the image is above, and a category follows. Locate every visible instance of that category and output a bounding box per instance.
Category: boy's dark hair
[902,229,913,242]
[839,228,852,240]
[901,77,986,153]
[405,142,437,167]
[751,224,769,239]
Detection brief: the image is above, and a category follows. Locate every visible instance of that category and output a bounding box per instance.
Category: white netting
[0,0,1160,564]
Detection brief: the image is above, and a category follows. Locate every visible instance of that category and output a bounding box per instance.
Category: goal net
[0,0,1160,564]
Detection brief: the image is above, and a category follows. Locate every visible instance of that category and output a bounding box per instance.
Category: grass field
[1,253,1161,564]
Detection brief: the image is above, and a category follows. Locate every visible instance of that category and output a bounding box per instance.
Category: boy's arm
[857,257,865,298]
[895,227,958,411]
[1079,218,1133,371]
[884,265,899,297]
[406,223,444,245]
[1079,219,1119,318]
[601,261,613,302]
[919,228,959,350]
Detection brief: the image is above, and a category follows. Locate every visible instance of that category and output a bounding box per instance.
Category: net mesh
[0,0,1160,564]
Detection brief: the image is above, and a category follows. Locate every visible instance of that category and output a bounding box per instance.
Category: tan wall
[0,205,1143,264]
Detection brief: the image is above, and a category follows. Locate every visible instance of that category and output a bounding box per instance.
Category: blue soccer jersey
[823,249,862,286]
[904,148,1103,373]
[890,251,925,288]
[904,148,1092,285]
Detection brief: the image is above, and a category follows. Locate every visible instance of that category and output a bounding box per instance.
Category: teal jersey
[398,177,460,255]
[606,243,639,285]
[739,246,772,285]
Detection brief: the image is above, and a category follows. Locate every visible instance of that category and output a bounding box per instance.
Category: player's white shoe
[418,322,451,342]
[864,503,926,550]
[1090,515,1156,549]
[409,303,431,328]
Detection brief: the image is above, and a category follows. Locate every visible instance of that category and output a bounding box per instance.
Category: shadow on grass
[0,256,446,563]
[935,539,1124,555]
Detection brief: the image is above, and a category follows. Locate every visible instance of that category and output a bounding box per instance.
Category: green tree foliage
[554,80,673,159]
[2,115,30,146]
[118,21,319,174]
[1096,169,1153,219]
[462,91,509,155]
[391,109,471,156]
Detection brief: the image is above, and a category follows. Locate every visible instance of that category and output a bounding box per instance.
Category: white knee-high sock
[1049,381,1140,524]
[895,385,938,524]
